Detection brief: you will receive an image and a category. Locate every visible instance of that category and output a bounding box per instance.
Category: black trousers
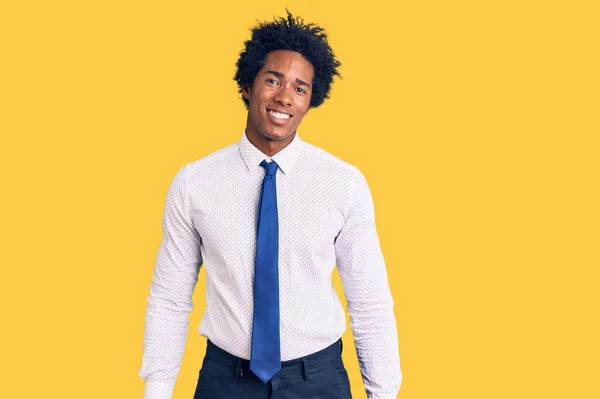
[193,339,352,399]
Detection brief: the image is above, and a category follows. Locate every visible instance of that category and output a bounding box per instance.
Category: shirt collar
[238,130,302,175]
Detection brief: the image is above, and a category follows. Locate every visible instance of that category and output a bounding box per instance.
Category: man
[139,10,402,399]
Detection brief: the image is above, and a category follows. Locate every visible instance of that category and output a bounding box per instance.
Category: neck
[245,129,296,157]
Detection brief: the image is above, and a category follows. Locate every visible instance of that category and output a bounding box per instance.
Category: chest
[189,171,349,253]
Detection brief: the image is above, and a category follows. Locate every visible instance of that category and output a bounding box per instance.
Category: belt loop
[234,358,243,380]
[301,358,309,381]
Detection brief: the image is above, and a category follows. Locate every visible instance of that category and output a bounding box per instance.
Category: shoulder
[186,142,238,170]
[299,140,364,181]
[165,142,240,188]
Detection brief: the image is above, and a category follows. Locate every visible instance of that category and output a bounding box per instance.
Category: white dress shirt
[139,132,402,398]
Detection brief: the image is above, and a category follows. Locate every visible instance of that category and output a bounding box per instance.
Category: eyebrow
[265,70,312,89]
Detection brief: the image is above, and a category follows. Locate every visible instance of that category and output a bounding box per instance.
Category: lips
[266,108,293,124]
[268,108,292,117]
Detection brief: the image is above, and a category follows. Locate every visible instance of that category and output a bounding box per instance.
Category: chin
[261,128,295,141]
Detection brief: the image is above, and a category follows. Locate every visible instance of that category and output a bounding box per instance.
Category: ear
[242,84,251,100]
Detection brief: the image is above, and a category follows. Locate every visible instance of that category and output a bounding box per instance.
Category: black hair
[234,10,341,109]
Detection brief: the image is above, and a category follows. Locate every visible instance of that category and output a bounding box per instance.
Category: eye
[266,78,279,85]
[295,87,307,94]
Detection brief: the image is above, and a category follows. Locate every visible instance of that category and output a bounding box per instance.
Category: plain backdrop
[1,1,598,398]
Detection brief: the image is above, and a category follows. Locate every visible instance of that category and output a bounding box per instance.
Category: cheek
[250,97,263,113]
[301,96,311,111]
[299,103,311,118]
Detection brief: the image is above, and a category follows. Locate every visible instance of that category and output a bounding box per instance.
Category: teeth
[269,110,290,119]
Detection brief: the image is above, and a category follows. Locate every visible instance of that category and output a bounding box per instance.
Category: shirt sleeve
[138,164,203,399]
[334,167,402,399]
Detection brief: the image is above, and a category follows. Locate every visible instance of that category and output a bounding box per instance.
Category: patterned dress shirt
[139,132,402,398]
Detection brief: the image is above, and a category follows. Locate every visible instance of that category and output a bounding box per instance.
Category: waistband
[204,338,344,382]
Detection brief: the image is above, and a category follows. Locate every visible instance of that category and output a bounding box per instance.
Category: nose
[273,86,293,106]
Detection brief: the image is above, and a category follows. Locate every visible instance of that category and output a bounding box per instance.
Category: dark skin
[242,50,314,157]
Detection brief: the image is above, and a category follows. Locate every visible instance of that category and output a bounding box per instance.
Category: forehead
[261,50,314,81]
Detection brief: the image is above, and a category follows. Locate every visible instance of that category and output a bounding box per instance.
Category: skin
[242,50,314,157]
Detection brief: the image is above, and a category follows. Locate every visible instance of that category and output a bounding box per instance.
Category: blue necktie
[250,160,281,383]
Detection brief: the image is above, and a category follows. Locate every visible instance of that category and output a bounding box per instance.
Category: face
[243,50,314,152]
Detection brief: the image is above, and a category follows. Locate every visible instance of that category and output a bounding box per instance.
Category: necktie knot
[260,159,279,176]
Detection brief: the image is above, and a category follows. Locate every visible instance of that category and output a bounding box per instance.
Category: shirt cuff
[143,381,175,399]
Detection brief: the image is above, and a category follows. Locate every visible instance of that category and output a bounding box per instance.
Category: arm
[334,167,402,399]
[138,164,203,399]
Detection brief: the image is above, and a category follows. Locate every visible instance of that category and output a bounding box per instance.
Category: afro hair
[234,10,341,109]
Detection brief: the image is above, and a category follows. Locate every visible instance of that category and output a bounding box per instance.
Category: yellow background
[1,0,598,398]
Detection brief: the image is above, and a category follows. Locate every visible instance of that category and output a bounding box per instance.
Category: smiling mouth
[267,109,292,120]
